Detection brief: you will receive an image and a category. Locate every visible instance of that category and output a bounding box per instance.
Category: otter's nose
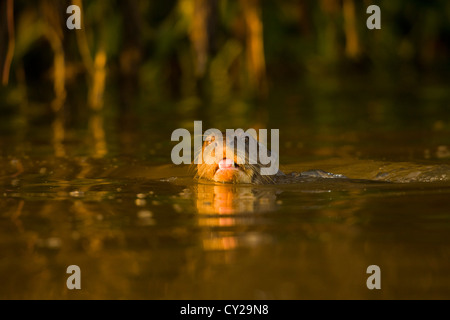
[218,158,234,169]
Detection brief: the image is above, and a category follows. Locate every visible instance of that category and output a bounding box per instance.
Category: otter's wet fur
[192,131,283,184]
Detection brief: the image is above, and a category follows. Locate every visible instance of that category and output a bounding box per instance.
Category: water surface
[1,81,450,299]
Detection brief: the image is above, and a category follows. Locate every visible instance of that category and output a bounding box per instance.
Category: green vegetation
[2,1,450,108]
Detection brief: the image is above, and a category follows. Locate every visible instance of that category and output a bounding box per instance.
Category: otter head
[194,130,280,184]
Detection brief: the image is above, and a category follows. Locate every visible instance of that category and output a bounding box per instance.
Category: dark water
[1,79,450,299]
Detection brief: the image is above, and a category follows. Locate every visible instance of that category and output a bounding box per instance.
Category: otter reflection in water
[186,183,279,251]
[194,183,279,215]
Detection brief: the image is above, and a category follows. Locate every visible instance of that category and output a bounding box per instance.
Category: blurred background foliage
[1,0,450,159]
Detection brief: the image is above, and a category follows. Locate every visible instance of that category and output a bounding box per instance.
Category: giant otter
[194,130,282,184]
[194,130,347,184]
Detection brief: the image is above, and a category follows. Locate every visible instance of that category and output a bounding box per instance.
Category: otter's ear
[248,130,258,140]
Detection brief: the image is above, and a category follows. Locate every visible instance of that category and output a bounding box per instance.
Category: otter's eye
[204,135,215,146]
